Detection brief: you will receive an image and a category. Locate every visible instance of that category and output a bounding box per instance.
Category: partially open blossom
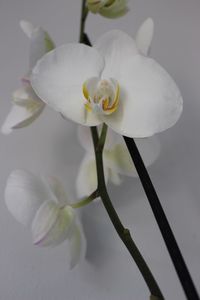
[1,20,55,134]
[31,19,183,138]
[86,0,129,19]
[5,170,86,269]
[76,126,160,197]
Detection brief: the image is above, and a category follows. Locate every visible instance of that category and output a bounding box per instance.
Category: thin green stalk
[70,190,99,208]
[79,0,88,42]
[91,126,164,300]
[79,1,164,298]
[97,123,108,151]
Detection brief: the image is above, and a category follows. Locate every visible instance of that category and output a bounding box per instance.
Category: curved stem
[91,126,164,300]
[70,190,99,209]
[79,2,164,299]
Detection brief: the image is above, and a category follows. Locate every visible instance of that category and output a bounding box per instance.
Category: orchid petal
[108,168,122,185]
[95,30,182,137]
[31,44,104,126]
[78,126,123,153]
[94,30,138,79]
[76,153,109,197]
[136,18,154,55]
[32,201,75,247]
[77,125,94,153]
[29,28,55,70]
[20,20,55,70]
[105,135,160,177]
[68,221,86,269]
[135,136,160,168]
[20,20,35,38]
[103,56,182,137]
[1,87,45,135]
[5,170,51,226]
[76,154,98,198]
[12,85,44,106]
[44,176,68,206]
[1,104,44,134]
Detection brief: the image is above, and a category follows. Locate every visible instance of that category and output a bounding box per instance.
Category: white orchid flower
[86,0,129,19]
[76,126,160,197]
[5,170,86,269]
[31,18,183,138]
[2,20,55,134]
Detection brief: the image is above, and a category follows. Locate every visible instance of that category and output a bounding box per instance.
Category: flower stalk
[91,125,164,300]
[79,1,164,298]
[70,190,99,208]
[123,138,200,300]
[79,0,88,42]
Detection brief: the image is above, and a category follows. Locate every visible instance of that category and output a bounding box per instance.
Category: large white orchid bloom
[2,20,55,134]
[5,170,86,269]
[76,126,160,197]
[31,18,183,138]
[87,0,129,19]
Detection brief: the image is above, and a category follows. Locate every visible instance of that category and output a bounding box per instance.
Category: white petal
[135,18,154,55]
[104,146,136,177]
[32,202,75,247]
[12,85,43,105]
[94,30,138,79]
[135,135,160,168]
[31,44,104,126]
[43,176,68,206]
[1,101,44,134]
[68,220,86,269]
[102,55,183,137]
[20,20,55,69]
[76,153,109,198]
[5,170,51,226]
[104,135,160,177]
[108,168,122,185]
[76,154,98,198]
[2,85,45,134]
[77,125,94,153]
[20,20,35,38]
[77,126,122,153]
[29,27,55,69]
[104,127,124,149]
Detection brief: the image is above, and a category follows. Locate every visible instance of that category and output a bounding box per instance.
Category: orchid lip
[83,77,120,116]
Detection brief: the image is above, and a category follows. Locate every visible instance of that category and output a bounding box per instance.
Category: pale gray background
[0,0,200,299]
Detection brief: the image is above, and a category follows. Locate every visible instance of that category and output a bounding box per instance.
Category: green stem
[70,190,99,208]
[91,126,164,300]
[97,123,108,151]
[79,0,88,43]
[79,1,164,299]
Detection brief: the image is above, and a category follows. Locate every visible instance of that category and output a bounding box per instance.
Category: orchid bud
[87,0,129,19]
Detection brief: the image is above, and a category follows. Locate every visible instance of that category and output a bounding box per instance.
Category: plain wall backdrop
[0,0,200,299]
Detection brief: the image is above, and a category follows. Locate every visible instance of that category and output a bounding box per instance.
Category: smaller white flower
[5,170,86,269]
[87,0,129,19]
[76,126,160,197]
[1,20,55,134]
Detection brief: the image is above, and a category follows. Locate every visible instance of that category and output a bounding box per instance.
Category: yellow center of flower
[83,78,120,115]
